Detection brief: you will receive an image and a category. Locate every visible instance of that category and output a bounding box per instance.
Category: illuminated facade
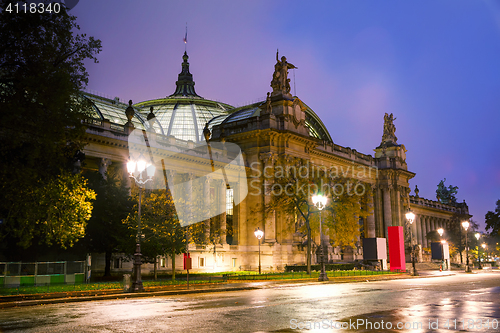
[82,52,469,273]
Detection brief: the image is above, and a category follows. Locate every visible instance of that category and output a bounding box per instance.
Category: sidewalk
[0,271,449,309]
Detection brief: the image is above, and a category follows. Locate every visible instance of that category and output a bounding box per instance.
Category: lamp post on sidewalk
[475,233,482,269]
[254,228,264,274]
[405,209,417,276]
[462,221,471,273]
[127,155,156,292]
[312,194,328,282]
[481,243,487,266]
[438,228,444,270]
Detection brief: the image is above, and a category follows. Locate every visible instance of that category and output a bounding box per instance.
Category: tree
[123,189,187,281]
[0,1,102,250]
[4,171,95,249]
[485,199,500,237]
[322,177,371,248]
[446,213,477,264]
[261,160,371,274]
[84,170,132,277]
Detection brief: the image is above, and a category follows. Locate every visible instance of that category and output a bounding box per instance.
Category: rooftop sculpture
[271,50,297,98]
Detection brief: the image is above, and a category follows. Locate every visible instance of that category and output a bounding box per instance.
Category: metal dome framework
[206,100,333,143]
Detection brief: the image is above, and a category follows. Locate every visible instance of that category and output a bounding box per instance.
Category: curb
[0,271,466,309]
[0,285,260,309]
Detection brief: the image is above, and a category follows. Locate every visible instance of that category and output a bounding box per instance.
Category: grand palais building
[83,51,470,273]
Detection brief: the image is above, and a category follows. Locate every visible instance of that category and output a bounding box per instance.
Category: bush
[284,263,355,272]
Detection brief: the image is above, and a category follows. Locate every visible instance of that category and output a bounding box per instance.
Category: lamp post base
[130,243,144,292]
[318,270,329,281]
[318,260,329,281]
[130,281,144,292]
[411,264,418,276]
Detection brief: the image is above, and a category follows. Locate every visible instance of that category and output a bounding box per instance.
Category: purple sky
[73,1,500,231]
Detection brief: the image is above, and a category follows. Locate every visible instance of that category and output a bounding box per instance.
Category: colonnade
[413,215,449,248]
[98,158,232,245]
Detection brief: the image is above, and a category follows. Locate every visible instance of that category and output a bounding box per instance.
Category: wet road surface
[0,272,499,332]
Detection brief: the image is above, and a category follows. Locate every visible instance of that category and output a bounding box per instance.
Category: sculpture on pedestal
[271,50,297,97]
[381,112,398,144]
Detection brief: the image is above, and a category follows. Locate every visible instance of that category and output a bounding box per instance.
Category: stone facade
[82,54,470,274]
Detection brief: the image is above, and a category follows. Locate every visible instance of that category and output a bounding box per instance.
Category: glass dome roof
[134,98,232,142]
[206,100,333,142]
[82,52,332,144]
[133,52,233,142]
[83,93,147,130]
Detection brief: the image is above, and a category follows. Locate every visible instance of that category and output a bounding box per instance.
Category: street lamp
[482,243,487,265]
[127,154,156,292]
[254,227,264,274]
[462,221,471,272]
[405,209,417,276]
[312,194,328,282]
[475,233,482,269]
[437,228,444,270]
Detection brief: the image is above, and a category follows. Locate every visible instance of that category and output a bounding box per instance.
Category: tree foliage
[5,172,95,249]
[84,170,132,276]
[123,188,196,279]
[0,2,101,250]
[322,177,371,247]
[485,199,500,237]
[261,160,372,274]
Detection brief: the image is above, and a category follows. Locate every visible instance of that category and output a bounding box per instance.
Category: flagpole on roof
[184,23,188,52]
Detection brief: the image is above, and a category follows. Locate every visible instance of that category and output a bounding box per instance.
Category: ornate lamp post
[312,194,328,282]
[475,233,482,269]
[254,227,264,274]
[438,228,444,270]
[405,209,417,276]
[127,155,156,292]
[462,221,471,272]
[481,243,487,266]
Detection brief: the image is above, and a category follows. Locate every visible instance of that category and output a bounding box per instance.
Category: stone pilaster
[219,179,227,244]
[165,170,176,198]
[203,176,211,244]
[375,185,384,238]
[416,215,422,246]
[366,185,376,238]
[383,185,392,238]
[260,152,277,243]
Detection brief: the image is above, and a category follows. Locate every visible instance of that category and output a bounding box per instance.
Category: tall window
[226,188,233,215]
[226,188,234,244]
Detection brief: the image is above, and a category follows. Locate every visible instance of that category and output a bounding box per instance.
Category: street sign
[183,253,192,270]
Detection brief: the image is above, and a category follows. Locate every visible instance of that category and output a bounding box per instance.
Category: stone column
[383,186,392,238]
[416,215,422,246]
[164,170,176,198]
[422,216,428,248]
[203,177,211,244]
[123,163,132,195]
[185,173,194,230]
[394,186,401,227]
[426,217,432,247]
[366,186,376,238]
[260,152,277,243]
[375,186,384,238]
[232,178,241,245]
[219,179,227,244]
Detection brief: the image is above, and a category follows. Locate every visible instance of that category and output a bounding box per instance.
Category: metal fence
[0,261,85,276]
[0,261,86,287]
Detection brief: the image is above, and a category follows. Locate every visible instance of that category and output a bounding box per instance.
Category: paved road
[0,272,499,332]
